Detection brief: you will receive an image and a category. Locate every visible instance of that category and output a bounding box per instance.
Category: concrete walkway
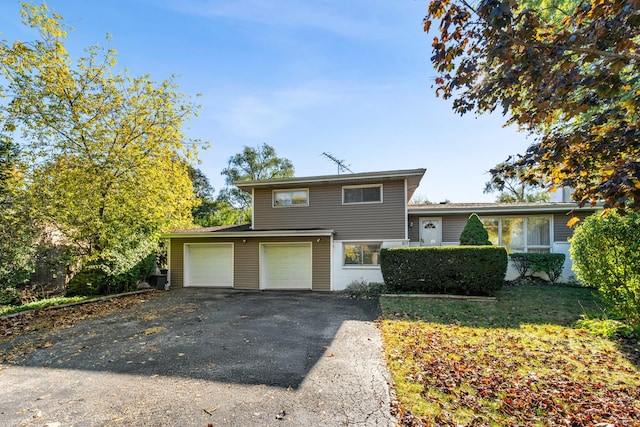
[0,289,395,426]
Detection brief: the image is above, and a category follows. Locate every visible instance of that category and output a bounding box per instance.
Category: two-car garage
[183,242,313,290]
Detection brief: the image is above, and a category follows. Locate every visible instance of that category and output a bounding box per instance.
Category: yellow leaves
[566,216,581,228]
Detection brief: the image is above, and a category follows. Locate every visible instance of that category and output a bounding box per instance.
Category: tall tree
[0,3,202,289]
[0,139,38,288]
[424,0,640,211]
[484,160,550,203]
[218,143,294,223]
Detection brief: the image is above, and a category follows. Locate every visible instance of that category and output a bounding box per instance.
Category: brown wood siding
[441,215,467,243]
[407,214,420,242]
[553,212,592,242]
[407,214,468,244]
[169,236,330,291]
[253,180,407,240]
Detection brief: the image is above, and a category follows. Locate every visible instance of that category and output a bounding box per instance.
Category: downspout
[251,188,255,229]
[404,178,409,242]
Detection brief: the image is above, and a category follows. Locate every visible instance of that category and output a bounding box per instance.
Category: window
[273,189,309,207]
[343,184,382,204]
[343,243,381,266]
[480,216,551,253]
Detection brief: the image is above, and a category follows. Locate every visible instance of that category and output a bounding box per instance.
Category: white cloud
[160,0,391,38]
[210,81,349,138]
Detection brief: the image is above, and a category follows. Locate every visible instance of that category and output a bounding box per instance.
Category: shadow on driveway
[2,288,379,389]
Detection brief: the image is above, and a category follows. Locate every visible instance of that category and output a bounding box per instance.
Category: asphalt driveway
[0,289,395,426]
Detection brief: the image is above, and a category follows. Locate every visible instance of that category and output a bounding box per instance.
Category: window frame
[342,242,382,268]
[272,188,309,208]
[342,184,383,205]
[480,215,553,253]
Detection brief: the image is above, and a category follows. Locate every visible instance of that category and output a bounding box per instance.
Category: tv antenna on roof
[322,152,353,174]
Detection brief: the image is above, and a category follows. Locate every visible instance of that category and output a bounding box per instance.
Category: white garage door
[185,243,234,287]
[261,243,312,290]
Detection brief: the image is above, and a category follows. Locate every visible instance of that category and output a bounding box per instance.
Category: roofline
[162,229,335,239]
[234,168,426,188]
[408,203,602,215]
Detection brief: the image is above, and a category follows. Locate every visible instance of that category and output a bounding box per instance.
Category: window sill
[342,265,381,269]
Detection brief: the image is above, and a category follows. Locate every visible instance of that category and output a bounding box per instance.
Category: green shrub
[342,280,386,299]
[380,246,507,296]
[570,211,640,325]
[509,253,566,284]
[68,252,156,296]
[575,316,639,339]
[459,213,492,245]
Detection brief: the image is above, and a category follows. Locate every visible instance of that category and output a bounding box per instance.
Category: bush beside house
[570,211,640,325]
[509,253,566,284]
[380,246,507,296]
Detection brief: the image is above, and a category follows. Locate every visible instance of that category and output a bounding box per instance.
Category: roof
[234,168,426,200]
[162,224,334,238]
[408,202,602,215]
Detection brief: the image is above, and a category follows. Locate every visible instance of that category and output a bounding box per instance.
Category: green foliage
[0,287,19,305]
[424,0,640,210]
[575,316,639,340]
[0,3,202,291]
[509,253,566,284]
[217,143,294,223]
[459,213,492,245]
[380,246,507,296]
[67,245,156,296]
[570,211,640,325]
[0,149,38,289]
[342,280,386,299]
[484,160,550,203]
[0,295,88,316]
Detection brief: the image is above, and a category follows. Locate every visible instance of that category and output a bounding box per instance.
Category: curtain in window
[527,217,550,247]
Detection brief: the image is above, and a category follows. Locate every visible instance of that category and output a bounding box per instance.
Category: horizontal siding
[554,212,592,242]
[253,180,407,240]
[407,214,420,242]
[407,214,468,244]
[169,236,330,291]
[443,215,469,243]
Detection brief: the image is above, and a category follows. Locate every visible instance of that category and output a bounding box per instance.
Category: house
[163,168,599,290]
[407,202,600,280]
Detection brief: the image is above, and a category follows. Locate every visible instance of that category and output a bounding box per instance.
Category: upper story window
[343,184,383,204]
[273,188,309,207]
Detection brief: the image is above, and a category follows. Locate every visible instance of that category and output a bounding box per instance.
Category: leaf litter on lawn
[0,291,164,362]
[381,321,640,427]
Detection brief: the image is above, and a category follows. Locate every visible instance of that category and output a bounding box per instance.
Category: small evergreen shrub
[570,211,640,325]
[380,246,507,296]
[509,253,566,284]
[459,213,492,245]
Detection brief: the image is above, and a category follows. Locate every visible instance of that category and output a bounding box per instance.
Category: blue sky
[0,0,534,202]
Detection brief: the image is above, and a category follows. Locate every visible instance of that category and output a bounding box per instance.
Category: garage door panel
[186,244,233,287]
[262,244,312,290]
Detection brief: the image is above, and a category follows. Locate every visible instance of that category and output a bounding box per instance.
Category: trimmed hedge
[509,253,565,284]
[380,246,507,296]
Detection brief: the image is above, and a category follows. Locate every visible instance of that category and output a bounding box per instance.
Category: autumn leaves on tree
[0,3,203,288]
[424,0,640,210]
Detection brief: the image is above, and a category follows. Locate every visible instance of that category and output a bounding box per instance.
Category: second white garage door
[261,243,312,290]
[185,243,234,288]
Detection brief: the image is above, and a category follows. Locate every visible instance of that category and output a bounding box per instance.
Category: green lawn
[0,296,89,317]
[379,286,640,426]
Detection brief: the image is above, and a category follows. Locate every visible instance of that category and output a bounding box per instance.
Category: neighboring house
[163,168,599,290]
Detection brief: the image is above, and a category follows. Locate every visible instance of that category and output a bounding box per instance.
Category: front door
[419,217,442,246]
